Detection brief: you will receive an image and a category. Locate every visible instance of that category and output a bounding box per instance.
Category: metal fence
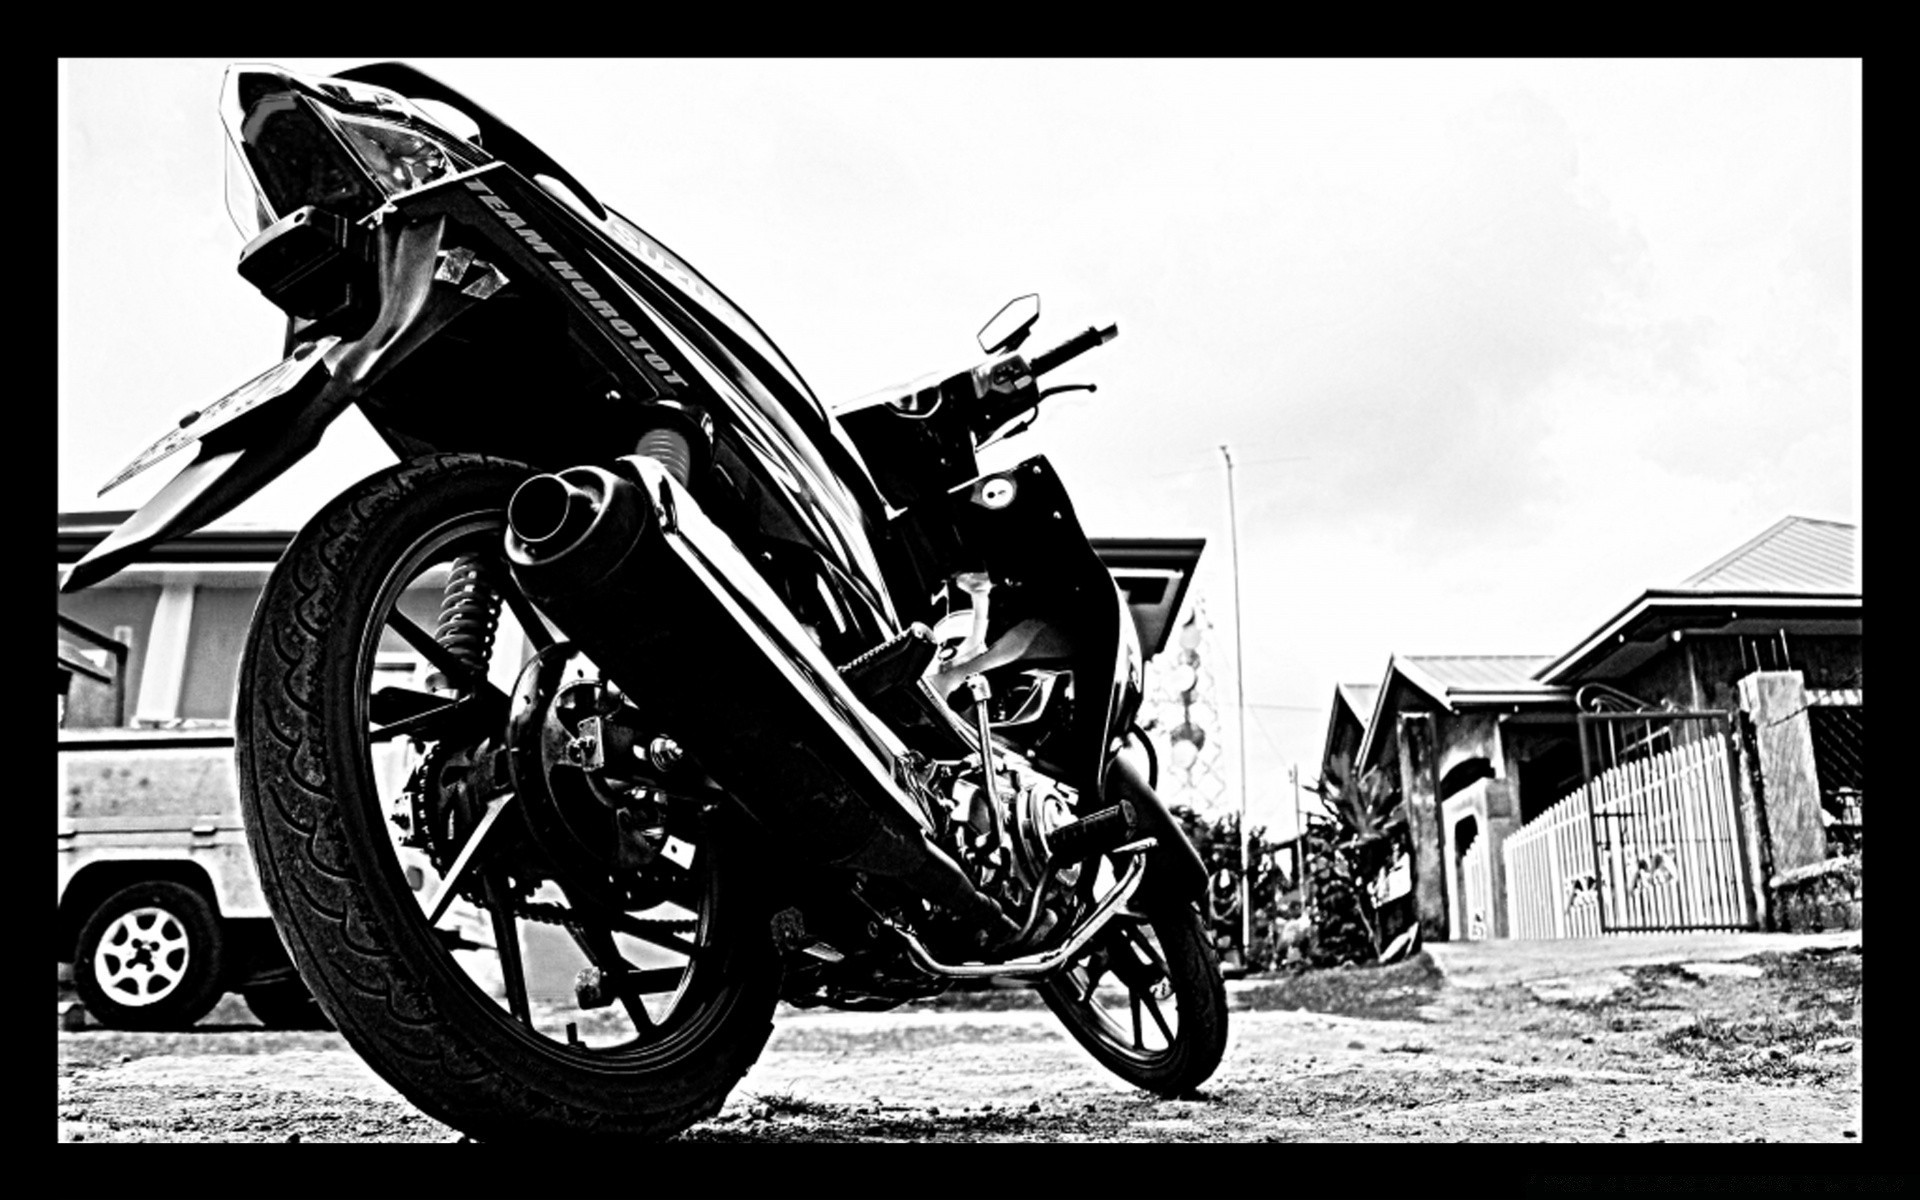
[1503,737,1756,938]
[1807,691,1863,856]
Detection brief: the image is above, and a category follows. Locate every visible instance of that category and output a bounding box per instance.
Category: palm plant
[1307,764,1408,961]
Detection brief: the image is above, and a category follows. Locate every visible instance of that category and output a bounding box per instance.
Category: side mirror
[977,294,1040,355]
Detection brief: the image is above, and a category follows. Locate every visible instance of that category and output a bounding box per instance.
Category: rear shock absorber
[630,400,713,488]
[634,427,694,487]
[431,552,506,686]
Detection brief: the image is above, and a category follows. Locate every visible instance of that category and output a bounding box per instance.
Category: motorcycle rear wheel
[235,454,780,1141]
[1037,884,1227,1097]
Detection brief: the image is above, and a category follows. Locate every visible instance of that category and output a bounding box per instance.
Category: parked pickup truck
[57,725,328,1029]
[57,514,327,1030]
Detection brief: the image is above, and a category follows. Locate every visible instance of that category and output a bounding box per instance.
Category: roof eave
[1445,688,1576,709]
[1320,685,1355,779]
[1350,662,1398,781]
[1535,590,1863,684]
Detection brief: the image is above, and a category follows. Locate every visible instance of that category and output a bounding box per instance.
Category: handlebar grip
[1027,323,1118,378]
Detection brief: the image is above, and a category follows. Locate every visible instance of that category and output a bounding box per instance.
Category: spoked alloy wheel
[1037,859,1227,1096]
[235,454,779,1141]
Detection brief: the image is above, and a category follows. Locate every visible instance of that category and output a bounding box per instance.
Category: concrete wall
[1619,640,1701,711]
[1772,858,1862,933]
[1436,712,1500,793]
[1738,670,1830,880]
[1659,633,1862,713]
[1682,636,1753,712]
[1480,780,1518,938]
[1438,775,1521,939]
[1498,718,1583,824]
[1775,634,1862,692]
[1440,789,1476,939]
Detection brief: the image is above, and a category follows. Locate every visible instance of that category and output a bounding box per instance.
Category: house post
[1736,669,1829,886]
[1481,779,1518,938]
[1396,712,1448,941]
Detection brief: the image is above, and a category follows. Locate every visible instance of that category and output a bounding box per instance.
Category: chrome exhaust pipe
[504,455,1018,940]
[505,473,599,553]
[892,842,1151,979]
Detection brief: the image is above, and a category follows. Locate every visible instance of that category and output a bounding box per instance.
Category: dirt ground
[56,937,1862,1143]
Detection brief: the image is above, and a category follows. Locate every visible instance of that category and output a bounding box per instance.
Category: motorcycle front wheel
[235,454,780,1141]
[1037,874,1228,1097]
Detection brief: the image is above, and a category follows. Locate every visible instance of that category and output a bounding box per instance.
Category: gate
[1577,699,1752,933]
[1503,689,1758,938]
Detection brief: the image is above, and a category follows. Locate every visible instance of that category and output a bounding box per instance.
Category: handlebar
[958,320,1117,444]
[1026,323,1118,378]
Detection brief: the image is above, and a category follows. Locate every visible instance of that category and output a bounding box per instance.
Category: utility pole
[1218,444,1251,966]
[1290,762,1304,900]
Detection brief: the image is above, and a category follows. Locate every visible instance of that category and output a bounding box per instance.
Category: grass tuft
[1656,1013,1852,1082]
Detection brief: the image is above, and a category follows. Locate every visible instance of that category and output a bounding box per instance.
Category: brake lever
[1036,383,1096,402]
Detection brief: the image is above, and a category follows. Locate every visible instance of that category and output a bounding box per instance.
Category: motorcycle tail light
[327,109,480,197]
[221,65,491,241]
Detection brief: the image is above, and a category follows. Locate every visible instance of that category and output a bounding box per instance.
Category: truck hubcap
[94,906,190,1005]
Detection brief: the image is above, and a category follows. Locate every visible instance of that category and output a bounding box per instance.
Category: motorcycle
[62,61,1226,1140]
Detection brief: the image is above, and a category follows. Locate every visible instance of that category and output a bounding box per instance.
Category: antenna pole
[1219,444,1251,967]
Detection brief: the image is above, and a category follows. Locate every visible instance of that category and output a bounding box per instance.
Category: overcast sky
[58,58,1860,837]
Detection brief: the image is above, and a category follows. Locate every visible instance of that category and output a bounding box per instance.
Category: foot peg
[837,623,937,703]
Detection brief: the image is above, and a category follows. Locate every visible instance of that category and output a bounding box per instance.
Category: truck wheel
[73,881,227,1031]
[242,979,334,1030]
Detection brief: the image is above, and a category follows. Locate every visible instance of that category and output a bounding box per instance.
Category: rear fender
[61,216,469,594]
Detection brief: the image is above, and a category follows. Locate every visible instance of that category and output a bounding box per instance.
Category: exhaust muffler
[504,454,1017,940]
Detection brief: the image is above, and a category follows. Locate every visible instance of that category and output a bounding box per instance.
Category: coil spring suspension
[635,427,693,488]
[433,552,505,683]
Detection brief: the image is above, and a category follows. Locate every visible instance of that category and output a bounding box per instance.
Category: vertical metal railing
[1503,779,1602,939]
[1503,735,1756,938]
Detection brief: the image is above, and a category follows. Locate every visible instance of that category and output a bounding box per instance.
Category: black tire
[1038,889,1228,1096]
[73,880,227,1031]
[236,454,780,1141]
[242,978,333,1030]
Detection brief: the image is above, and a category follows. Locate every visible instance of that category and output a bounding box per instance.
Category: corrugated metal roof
[1401,655,1557,691]
[1678,516,1858,594]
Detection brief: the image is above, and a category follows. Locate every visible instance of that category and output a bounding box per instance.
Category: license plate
[97,336,341,496]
